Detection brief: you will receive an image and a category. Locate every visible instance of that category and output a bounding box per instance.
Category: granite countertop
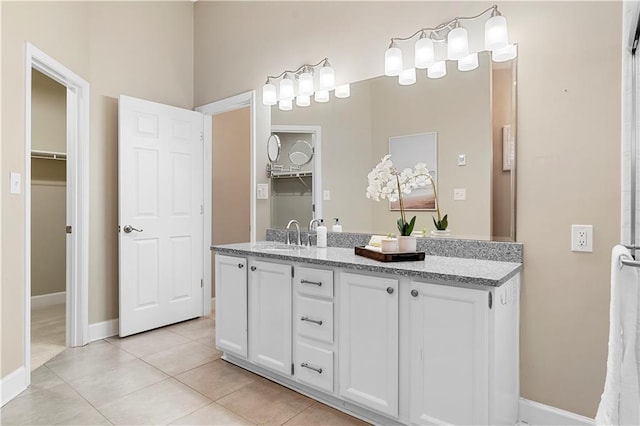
[212,242,522,287]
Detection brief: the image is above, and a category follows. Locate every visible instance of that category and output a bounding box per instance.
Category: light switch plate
[457,154,466,166]
[323,190,331,201]
[257,183,269,200]
[454,188,466,201]
[10,172,21,194]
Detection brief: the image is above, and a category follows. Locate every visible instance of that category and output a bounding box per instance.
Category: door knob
[123,225,143,233]
[411,289,419,297]
[250,266,257,271]
[238,263,244,269]
[387,287,394,294]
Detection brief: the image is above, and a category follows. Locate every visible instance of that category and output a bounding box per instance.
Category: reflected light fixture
[261,58,349,109]
[384,5,516,86]
[399,68,417,85]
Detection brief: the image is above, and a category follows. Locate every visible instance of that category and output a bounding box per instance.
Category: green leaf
[433,217,438,229]
[397,217,404,235]
[441,214,448,230]
[406,216,416,236]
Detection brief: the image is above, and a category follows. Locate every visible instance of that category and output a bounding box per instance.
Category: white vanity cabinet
[408,281,490,425]
[249,259,293,375]
[339,272,399,418]
[214,254,248,358]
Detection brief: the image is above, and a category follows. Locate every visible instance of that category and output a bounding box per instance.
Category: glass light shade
[298,72,314,96]
[427,61,447,79]
[279,77,294,101]
[415,37,435,69]
[262,83,277,106]
[398,68,416,86]
[384,46,403,76]
[492,43,517,62]
[335,84,351,98]
[319,66,335,91]
[314,90,330,103]
[296,95,311,107]
[447,27,469,60]
[485,15,509,51]
[457,53,479,72]
[278,99,293,111]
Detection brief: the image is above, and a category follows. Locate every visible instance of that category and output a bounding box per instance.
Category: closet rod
[31,150,67,161]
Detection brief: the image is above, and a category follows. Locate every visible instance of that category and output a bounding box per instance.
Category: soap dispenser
[316,219,327,248]
[332,218,342,232]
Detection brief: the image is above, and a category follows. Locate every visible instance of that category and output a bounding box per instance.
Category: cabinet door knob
[250,266,257,271]
[238,263,244,269]
[411,289,418,297]
[386,286,394,294]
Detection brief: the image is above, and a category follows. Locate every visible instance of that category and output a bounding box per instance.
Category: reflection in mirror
[271,52,517,241]
[268,128,322,229]
[267,134,281,163]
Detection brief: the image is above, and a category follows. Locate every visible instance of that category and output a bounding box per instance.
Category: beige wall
[31,160,66,297]
[194,1,621,417]
[32,70,66,153]
[492,67,514,239]
[2,1,194,377]
[211,107,251,296]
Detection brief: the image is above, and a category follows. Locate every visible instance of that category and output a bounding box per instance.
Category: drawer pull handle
[238,263,244,269]
[411,289,419,297]
[300,316,323,326]
[301,279,322,287]
[301,362,323,374]
[250,266,257,271]
[386,286,394,294]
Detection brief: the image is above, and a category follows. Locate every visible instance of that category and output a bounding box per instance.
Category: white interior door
[118,95,204,337]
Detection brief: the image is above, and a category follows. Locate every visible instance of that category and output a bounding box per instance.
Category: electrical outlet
[10,172,21,194]
[256,184,269,200]
[457,154,466,166]
[453,188,466,201]
[323,190,331,201]
[571,224,593,252]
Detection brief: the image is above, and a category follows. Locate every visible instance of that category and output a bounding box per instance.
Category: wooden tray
[354,246,426,262]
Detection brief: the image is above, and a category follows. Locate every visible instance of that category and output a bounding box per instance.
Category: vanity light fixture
[262,58,349,109]
[384,4,517,84]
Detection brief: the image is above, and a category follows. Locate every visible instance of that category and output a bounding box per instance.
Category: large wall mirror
[271,52,517,241]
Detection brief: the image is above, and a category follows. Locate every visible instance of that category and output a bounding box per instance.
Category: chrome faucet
[307,219,321,246]
[285,220,301,246]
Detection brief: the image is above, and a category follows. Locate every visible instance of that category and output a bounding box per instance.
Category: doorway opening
[196,91,256,316]
[24,43,90,384]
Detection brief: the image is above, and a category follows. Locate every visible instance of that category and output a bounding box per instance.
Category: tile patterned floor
[2,309,368,426]
[31,303,66,371]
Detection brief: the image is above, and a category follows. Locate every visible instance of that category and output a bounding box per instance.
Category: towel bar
[621,254,640,268]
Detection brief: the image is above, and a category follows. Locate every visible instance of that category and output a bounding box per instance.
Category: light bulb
[279,76,294,101]
[278,99,292,111]
[415,36,435,69]
[398,68,416,86]
[485,15,509,51]
[447,26,469,60]
[427,61,447,79]
[492,44,517,62]
[458,53,479,72]
[319,65,335,91]
[262,82,277,106]
[314,90,329,103]
[296,95,310,107]
[384,45,403,76]
[335,84,351,98]
[298,71,314,96]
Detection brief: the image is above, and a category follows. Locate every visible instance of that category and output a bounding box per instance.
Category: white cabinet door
[409,282,489,425]
[250,260,293,375]
[339,272,398,418]
[215,254,248,357]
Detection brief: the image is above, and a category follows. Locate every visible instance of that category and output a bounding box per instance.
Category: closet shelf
[270,170,312,179]
[31,150,67,161]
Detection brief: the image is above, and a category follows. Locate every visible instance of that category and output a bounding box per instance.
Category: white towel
[596,245,640,425]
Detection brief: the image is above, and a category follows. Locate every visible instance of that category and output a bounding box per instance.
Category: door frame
[270,124,323,222]
[24,43,90,378]
[196,90,256,316]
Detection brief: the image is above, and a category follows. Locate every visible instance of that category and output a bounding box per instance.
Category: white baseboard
[31,291,65,308]
[88,319,119,342]
[1,367,27,407]
[519,398,595,425]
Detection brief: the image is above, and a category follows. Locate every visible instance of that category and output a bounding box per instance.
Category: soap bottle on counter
[332,218,342,232]
[316,219,327,248]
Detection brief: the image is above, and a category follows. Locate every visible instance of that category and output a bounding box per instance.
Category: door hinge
[201,279,203,288]
[66,225,72,234]
[488,292,493,309]
[200,132,204,142]
[291,363,294,375]
[312,204,315,212]
[291,267,294,278]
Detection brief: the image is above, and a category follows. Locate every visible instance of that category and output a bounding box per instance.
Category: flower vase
[397,236,417,252]
[430,229,451,238]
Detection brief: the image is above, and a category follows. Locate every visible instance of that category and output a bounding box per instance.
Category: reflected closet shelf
[31,150,67,161]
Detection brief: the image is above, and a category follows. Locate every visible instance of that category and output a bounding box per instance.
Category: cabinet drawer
[296,296,333,343]
[296,266,333,299]
[296,342,333,393]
